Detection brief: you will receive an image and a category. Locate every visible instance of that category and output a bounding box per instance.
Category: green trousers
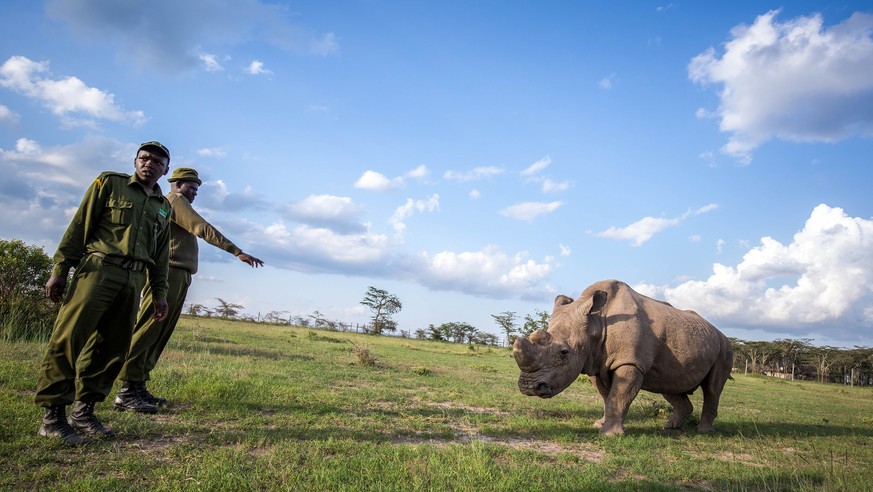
[118,266,191,383]
[34,254,146,407]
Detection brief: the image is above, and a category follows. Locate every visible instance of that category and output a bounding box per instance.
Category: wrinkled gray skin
[514,280,733,436]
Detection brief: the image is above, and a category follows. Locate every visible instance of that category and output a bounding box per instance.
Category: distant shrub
[307,331,343,343]
[0,239,58,342]
[411,366,432,376]
[352,345,377,366]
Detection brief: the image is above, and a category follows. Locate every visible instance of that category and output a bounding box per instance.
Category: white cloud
[415,246,554,300]
[648,204,873,343]
[196,179,270,211]
[500,201,561,222]
[716,238,726,254]
[521,156,550,176]
[354,165,429,191]
[200,53,225,72]
[261,222,392,271]
[541,178,571,193]
[197,147,227,158]
[598,74,616,90]
[245,60,272,76]
[594,216,682,246]
[0,56,146,126]
[353,170,403,191]
[469,189,481,200]
[593,205,718,246]
[443,166,504,182]
[406,164,430,180]
[389,194,440,235]
[0,104,19,124]
[0,136,142,242]
[520,156,571,193]
[689,10,873,161]
[283,194,365,234]
[695,203,719,215]
[559,244,572,256]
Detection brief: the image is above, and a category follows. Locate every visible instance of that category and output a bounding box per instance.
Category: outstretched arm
[237,252,264,268]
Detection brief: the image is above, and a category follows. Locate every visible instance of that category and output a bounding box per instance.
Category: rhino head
[513,290,607,398]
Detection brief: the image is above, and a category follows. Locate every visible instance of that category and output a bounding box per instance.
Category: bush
[0,238,58,341]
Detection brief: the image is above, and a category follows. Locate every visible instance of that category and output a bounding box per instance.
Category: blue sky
[2,1,872,347]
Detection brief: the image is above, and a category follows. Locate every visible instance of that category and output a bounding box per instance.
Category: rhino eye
[560,347,570,356]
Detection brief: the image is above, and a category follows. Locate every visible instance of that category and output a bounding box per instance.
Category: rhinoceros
[513,279,732,436]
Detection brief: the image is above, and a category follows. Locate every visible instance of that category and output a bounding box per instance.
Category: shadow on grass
[714,419,873,438]
[169,341,313,361]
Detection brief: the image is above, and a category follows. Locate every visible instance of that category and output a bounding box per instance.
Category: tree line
[2,238,871,385]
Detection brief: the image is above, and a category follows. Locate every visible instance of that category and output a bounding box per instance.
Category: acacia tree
[360,286,402,335]
[808,345,842,383]
[491,311,518,345]
[214,298,244,319]
[427,323,444,341]
[186,303,207,316]
[773,338,813,380]
[521,309,550,336]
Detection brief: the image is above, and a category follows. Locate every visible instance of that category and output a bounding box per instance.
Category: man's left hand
[238,253,264,268]
[153,298,169,321]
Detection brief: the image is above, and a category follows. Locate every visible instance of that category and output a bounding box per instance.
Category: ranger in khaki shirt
[114,167,263,413]
[36,141,172,446]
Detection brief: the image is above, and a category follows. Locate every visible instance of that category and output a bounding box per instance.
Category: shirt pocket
[107,197,134,224]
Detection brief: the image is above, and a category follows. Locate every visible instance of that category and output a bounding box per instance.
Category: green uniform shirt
[166,191,242,275]
[51,171,172,299]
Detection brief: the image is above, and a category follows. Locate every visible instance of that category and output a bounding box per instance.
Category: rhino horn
[512,337,538,371]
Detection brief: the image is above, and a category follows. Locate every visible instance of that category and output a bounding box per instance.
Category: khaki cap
[167,167,202,185]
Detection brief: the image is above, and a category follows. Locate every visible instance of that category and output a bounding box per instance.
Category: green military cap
[138,141,171,162]
[167,167,202,185]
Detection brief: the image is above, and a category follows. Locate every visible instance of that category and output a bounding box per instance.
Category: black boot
[69,400,115,437]
[113,382,158,414]
[38,405,91,446]
[138,382,167,406]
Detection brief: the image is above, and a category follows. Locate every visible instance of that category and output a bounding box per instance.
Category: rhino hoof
[696,423,715,433]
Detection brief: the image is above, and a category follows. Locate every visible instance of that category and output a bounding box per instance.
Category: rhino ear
[554,295,574,308]
[589,290,608,315]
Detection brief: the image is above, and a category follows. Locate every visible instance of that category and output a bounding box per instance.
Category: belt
[90,252,146,272]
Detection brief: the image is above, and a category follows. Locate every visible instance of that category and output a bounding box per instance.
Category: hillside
[2,316,871,490]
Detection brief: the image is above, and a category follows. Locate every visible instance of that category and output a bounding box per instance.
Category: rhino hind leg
[661,393,693,430]
[697,362,731,433]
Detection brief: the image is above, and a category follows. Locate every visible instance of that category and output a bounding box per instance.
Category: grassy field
[1,316,871,491]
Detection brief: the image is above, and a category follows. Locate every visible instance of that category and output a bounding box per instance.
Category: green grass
[2,316,871,491]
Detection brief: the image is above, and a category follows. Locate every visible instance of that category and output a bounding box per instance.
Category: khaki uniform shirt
[52,172,172,299]
[166,192,242,274]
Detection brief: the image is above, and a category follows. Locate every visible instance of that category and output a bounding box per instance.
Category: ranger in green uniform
[114,167,264,412]
[35,141,173,446]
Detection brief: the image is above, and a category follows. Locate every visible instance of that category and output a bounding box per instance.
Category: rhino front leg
[600,365,644,436]
[662,393,693,430]
[589,375,610,429]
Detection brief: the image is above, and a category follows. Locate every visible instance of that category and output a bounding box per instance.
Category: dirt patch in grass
[426,400,510,416]
[121,435,185,453]
[393,417,605,462]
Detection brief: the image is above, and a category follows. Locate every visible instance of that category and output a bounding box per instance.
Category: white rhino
[513,280,733,436]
